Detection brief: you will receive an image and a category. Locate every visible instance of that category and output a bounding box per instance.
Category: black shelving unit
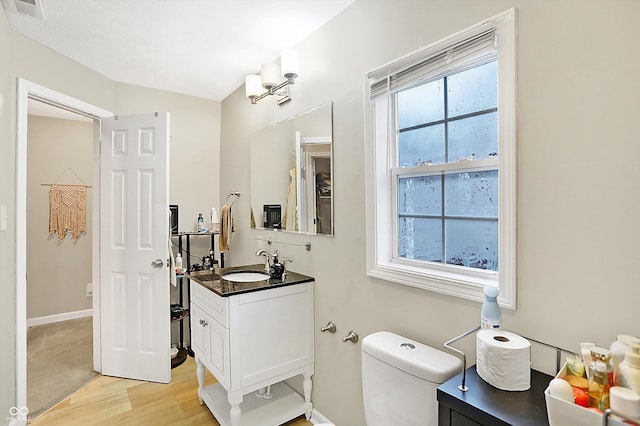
[170,231,221,368]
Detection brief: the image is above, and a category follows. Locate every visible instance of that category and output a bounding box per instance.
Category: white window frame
[364,9,517,309]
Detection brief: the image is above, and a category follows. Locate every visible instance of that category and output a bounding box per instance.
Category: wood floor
[29,356,313,426]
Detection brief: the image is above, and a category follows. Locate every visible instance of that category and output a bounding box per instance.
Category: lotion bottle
[480,286,501,329]
[210,208,219,232]
[619,347,640,395]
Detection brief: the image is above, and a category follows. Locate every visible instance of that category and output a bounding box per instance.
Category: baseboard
[310,408,334,425]
[27,309,92,328]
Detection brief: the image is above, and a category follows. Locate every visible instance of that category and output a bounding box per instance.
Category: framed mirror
[250,102,333,236]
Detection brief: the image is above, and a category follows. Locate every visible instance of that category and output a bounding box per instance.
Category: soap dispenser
[269,255,285,280]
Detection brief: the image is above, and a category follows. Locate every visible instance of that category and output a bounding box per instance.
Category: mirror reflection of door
[313,157,331,234]
[299,138,331,234]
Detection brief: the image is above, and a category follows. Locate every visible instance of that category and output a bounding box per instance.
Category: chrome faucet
[256,249,277,272]
[256,249,277,259]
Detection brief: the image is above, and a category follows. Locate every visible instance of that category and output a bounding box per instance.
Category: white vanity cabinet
[190,278,314,426]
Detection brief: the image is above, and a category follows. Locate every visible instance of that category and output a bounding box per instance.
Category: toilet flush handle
[342,330,359,343]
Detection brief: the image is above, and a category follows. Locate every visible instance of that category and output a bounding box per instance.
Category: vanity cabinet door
[190,303,208,361]
[205,312,230,389]
[191,302,231,389]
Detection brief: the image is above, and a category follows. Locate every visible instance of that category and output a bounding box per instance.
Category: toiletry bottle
[611,338,630,386]
[480,286,501,329]
[210,207,219,232]
[269,255,284,279]
[581,342,596,380]
[175,253,182,274]
[588,360,611,411]
[619,347,640,395]
[591,346,613,386]
[197,213,204,232]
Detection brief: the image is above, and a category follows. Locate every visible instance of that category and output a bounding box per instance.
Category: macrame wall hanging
[48,183,87,241]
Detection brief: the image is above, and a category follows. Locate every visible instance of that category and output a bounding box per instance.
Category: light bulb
[245,75,262,98]
[281,49,299,82]
[260,62,281,89]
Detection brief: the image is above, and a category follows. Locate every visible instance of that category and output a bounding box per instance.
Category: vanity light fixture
[245,49,299,105]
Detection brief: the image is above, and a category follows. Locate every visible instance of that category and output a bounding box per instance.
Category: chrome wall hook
[342,330,359,343]
[320,321,336,333]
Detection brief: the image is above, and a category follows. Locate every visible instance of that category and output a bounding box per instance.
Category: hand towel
[219,205,236,252]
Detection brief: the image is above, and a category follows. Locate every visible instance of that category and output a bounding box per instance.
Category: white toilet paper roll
[476,329,531,391]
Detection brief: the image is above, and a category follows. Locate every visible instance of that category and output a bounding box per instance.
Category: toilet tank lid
[362,331,462,384]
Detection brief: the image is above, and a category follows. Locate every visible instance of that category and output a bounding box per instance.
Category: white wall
[220,1,640,424]
[26,116,93,319]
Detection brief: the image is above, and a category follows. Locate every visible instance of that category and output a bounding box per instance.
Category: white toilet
[361,331,462,426]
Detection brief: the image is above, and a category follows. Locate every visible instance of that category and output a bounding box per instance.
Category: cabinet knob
[199,319,208,327]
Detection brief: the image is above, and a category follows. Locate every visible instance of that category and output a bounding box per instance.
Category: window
[364,9,516,308]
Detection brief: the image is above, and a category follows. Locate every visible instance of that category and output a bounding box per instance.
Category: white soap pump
[480,286,501,329]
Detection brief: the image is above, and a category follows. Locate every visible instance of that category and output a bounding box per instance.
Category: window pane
[398,78,444,128]
[447,61,497,118]
[448,112,498,161]
[398,175,441,215]
[399,217,442,262]
[444,170,498,217]
[445,219,498,271]
[398,124,445,167]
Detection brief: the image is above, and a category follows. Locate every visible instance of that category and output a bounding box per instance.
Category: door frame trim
[15,78,112,411]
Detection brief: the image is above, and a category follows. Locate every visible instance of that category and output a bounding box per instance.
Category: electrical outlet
[86,282,92,297]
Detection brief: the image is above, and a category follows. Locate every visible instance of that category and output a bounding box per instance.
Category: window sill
[367,260,514,310]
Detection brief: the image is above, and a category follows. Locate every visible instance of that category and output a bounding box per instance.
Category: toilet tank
[361,331,462,426]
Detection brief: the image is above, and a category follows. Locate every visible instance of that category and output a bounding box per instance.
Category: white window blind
[369,28,496,99]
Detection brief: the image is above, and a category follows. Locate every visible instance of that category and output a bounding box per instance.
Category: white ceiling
[3,0,355,102]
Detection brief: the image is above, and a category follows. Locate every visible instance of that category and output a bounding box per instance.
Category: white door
[100,112,171,383]
[295,131,307,233]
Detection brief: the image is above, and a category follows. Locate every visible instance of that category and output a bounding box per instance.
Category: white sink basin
[221,271,270,282]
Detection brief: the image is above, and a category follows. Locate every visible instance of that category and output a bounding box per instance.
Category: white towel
[169,237,176,287]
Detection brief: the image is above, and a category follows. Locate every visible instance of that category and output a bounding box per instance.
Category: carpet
[27,317,99,421]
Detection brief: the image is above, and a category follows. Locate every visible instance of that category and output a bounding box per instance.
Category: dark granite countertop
[187,263,314,297]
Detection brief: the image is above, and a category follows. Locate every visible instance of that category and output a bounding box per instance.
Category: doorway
[15,78,112,413]
[25,100,97,419]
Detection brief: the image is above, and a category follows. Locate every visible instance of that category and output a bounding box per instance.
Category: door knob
[151,259,164,268]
